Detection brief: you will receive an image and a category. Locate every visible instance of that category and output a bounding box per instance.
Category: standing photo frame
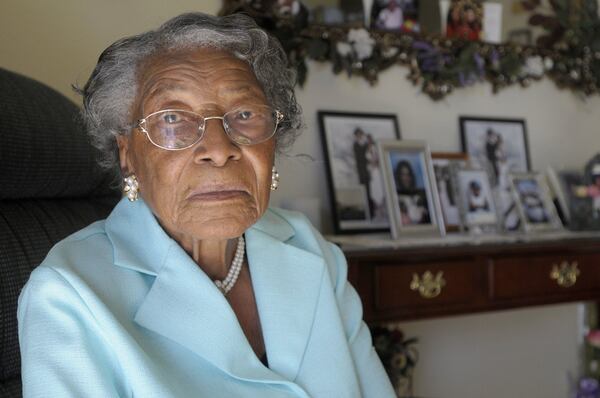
[508,172,562,232]
[318,111,401,234]
[546,166,579,226]
[460,116,530,231]
[455,167,499,232]
[431,152,469,232]
[378,140,444,239]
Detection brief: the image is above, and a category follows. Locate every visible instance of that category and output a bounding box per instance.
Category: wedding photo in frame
[455,167,499,232]
[431,152,469,232]
[318,111,400,234]
[460,116,530,231]
[378,140,444,239]
[508,172,562,233]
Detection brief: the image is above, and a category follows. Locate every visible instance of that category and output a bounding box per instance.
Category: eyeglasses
[136,105,284,151]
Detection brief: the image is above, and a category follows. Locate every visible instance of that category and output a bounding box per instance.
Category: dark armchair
[0,67,119,397]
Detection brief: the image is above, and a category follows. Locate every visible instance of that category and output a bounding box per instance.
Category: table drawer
[374,260,482,311]
[491,253,600,300]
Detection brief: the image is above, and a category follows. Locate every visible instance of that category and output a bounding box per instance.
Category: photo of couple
[461,117,530,230]
[353,128,388,222]
[319,112,400,233]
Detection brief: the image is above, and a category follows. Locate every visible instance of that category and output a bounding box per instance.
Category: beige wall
[0,0,222,104]
[3,2,599,397]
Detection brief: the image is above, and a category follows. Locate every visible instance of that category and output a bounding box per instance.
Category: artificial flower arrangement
[370,325,419,397]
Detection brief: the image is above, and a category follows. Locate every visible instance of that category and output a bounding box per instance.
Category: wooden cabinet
[344,235,600,322]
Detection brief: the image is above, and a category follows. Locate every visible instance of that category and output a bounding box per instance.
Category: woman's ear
[116,135,134,175]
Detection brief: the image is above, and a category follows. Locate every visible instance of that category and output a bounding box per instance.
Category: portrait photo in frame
[460,116,530,231]
[431,152,469,232]
[508,172,562,232]
[455,167,499,232]
[370,0,420,33]
[318,111,400,234]
[378,140,444,239]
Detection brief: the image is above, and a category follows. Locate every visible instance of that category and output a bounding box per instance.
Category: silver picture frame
[454,167,500,233]
[508,172,563,233]
[378,139,445,239]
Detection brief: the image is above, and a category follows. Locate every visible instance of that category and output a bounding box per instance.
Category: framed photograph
[445,0,483,41]
[455,167,499,231]
[507,28,533,46]
[309,0,365,25]
[546,166,578,225]
[370,0,420,32]
[431,152,469,232]
[319,111,401,234]
[508,172,562,232]
[378,140,444,238]
[555,154,600,231]
[460,116,530,231]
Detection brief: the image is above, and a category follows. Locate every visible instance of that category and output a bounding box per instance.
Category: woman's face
[399,165,413,188]
[117,47,276,242]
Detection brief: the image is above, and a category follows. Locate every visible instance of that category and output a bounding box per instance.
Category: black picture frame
[460,116,530,231]
[318,111,401,234]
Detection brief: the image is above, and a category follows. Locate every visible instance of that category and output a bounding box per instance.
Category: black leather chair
[0,68,119,397]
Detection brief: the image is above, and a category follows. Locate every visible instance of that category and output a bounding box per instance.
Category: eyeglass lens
[143,105,279,150]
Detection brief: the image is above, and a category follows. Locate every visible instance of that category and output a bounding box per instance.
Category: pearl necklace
[214,236,245,295]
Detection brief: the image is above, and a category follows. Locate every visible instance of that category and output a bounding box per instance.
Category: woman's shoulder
[44,220,111,266]
[256,208,347,283]
[26,220,114,290]
[258,207,325,248]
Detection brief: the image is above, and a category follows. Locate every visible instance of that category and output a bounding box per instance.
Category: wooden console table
[340,232,600,323]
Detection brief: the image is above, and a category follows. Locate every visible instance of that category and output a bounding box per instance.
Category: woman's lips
[187,186,249,201]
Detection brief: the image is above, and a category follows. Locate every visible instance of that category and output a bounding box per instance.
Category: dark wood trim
[345,236,600,323]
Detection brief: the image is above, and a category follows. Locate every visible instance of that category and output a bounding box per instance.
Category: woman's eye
[163,113,180,123]
[237,110,254,120]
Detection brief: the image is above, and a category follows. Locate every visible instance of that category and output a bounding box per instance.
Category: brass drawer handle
[550,261,580,288]
[410,271,446,299]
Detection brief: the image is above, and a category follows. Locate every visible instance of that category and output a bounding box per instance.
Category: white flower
[347,28,375,60]
[570,70,580,80]
[382,47,399,59]
[336,42,352,57]
[523,56,545,77]
[544,57,554,70]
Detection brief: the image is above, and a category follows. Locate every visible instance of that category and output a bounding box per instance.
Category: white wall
[3,2,599,397]
[401,303,583,398]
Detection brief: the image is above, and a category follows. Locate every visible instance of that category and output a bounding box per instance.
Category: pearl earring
[270,166,280,191]
[123,174,139,201]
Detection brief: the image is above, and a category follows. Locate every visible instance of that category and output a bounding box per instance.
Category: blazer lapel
[105,200,308,393]
[245,211,326,382]
[133,241,292,384]
[105,200,320,395]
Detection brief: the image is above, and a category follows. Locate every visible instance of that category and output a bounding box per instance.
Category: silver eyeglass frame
[135,107,284,151]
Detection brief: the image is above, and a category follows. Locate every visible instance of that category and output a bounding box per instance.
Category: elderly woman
[17,12,394,398]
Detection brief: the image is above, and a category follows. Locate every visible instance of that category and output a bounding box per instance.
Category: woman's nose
[193,118,242,166]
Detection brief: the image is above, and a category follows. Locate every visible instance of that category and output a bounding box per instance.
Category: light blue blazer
[18,198,395,397]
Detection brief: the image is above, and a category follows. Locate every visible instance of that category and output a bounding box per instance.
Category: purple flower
[575,377,600,398]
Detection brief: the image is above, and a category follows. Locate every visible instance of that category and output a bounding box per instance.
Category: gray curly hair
[79,12,303,176]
